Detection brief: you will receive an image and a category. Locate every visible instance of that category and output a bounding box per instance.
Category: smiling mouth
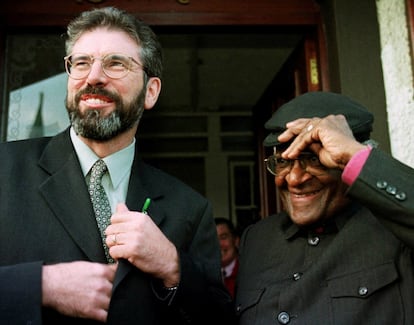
[81,94,113,105]
[291,189,322,198]
[85,98,109,105]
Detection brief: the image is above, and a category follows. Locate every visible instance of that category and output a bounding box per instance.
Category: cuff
[151,279,179,306]
[342,146,372,185]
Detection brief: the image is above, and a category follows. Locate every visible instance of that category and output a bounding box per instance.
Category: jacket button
[277,311,290,324]
[293,272,302,281]
[376,180,387,189]
[386,185,397,195]
[358,286,368,296]
[396,191,407,201]
[308,236,320,246]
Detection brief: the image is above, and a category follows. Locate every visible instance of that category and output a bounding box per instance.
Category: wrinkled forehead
[71,27,140,58]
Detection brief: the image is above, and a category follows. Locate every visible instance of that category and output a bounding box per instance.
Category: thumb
[116,202,130,213]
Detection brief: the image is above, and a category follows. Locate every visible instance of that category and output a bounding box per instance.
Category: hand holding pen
[105,200,180,287]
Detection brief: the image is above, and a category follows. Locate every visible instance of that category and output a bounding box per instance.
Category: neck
[79,127,136,158]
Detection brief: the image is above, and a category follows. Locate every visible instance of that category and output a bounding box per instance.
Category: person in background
[0,7,234,325]
[215,217,240,298]
[235,91,414,324]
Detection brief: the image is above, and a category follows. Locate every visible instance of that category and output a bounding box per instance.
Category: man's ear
[144,77,161,110]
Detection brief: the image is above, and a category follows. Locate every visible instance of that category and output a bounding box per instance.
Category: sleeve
[161,201,236,324]
[346,148,414,248]
[0,261,43,325]
[342,146,372,185]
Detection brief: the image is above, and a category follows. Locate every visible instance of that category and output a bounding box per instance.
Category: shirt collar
[222,258,237,278]
[70,127,135,189]
[283,202,360,240]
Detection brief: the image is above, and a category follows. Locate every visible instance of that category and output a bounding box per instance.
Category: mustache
[74,86,120,104]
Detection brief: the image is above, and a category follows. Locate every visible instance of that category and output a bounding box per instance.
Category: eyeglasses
[264,152,328,177]
[64,53,145,80]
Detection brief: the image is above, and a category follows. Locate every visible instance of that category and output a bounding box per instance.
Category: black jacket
[0,129,234,324]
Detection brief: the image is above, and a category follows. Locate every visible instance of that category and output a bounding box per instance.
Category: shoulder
[0,130,73,175]
[0,129,69,158]
[240,213,287,245]
[245,213,286,232]
[0,136,51,151]
[136,159,209,204]
[0,136,53,166]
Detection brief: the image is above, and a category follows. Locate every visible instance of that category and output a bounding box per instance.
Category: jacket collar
[283,202,361,240]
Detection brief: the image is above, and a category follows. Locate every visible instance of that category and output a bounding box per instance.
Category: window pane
[2,32,68,141]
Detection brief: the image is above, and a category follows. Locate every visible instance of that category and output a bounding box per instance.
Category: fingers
[107,202,150,238]
[276,114,366,169]
[42,261,116,322]
[108,262,118,273]
[110,204,142,225]
[116,202,129,213]
[106,232,126,248]
[280,118,322,158]
[277,118,310,143]
[105,210,143,248]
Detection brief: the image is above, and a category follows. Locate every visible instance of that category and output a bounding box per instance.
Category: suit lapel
[125,158,164,225]
[38,130,107,262]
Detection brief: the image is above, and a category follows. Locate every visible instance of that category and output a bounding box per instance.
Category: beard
[66,86,146,141]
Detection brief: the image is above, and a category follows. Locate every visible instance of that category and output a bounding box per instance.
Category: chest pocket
[327,261,399,299]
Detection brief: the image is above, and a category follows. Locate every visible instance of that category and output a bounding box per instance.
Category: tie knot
[90,159,108,182]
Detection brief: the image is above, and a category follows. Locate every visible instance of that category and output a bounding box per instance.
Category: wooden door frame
[0,0,321,27]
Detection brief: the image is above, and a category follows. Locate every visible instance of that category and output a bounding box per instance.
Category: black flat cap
[263,91,374,147]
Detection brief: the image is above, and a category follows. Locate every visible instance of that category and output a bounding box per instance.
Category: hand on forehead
[263,91,374,148]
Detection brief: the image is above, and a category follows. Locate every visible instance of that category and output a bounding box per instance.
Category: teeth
[293,190,320,198]
[85,98,108,105]
[294,193,306,198]
[294,193,308,198]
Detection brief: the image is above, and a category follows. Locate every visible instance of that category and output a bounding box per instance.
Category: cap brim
[262,92,374,148]
[263,131,282,147]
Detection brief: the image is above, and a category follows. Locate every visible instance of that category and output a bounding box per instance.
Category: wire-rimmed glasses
[64,52,145,80]
[264,151,328,177]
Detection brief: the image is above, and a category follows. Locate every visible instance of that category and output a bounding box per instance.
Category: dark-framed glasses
[64,53,144,80]
[264,152,328,177]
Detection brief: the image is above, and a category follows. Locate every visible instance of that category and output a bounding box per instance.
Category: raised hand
[106,203,180,288]
[278,114,367,169]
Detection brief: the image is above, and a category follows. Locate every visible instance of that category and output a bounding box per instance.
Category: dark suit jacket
[236,149,414,324]
[0,129,234,324]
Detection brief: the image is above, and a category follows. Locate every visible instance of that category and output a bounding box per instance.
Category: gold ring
[112,234,117,245]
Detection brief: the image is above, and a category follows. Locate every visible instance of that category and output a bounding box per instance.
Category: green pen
[141,198,151,214]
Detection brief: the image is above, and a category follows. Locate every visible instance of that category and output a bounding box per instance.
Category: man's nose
[86,60,108,85]
[285,160,312,186]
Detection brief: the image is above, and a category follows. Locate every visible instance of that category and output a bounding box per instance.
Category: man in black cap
[235,91,414,324]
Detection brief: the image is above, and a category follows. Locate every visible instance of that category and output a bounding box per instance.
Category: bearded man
[0,7,234,325]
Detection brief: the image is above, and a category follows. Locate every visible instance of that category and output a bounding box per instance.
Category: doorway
[138,26,324,231]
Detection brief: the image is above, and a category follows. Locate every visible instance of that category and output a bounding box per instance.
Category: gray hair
[65,6,163,79]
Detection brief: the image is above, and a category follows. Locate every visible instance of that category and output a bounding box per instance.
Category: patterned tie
[88,159,114,263]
